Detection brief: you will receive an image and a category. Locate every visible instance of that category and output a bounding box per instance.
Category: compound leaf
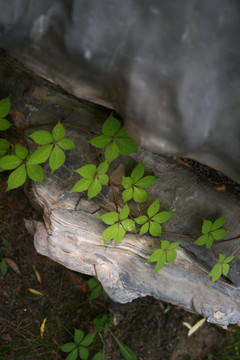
[102,223,119,243]
[102,114,121,136]
[69,178,92,193]
[134,215,148,225]
[140,222,149,236]
[27,144,53,164]
[119,204,130,220]
[99,212,118,225]
[122,219,136,232]
[211,216,226,231]
[122,188,133,202]
[7,164,26,190]
[0,154,22,170]
[149,222,162,236]
[58,138,75,150]
[131,163,144,183]
[88,177,102,199]
[98,174,109,185]
[132,187,147,203]
[0,118,12,131]
[116,137,138,155]
[104,141,119,163]
[89,135,111,149]
[52,122,65,141]
[28,130,53,145]
[147,199,160,218]
[75,164,96,179]
[97,161,108,174]
[152,211,174,223]
[202,219,212,234]
[74,329,84,344]
[49,146,65,173]
[15,144,28,160]
[27,164,44,182]
[135,176,157,189]
[0,96,11,118]
[211,228,227,240]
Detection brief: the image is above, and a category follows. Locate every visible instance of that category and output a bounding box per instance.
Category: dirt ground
[0,171,239,360]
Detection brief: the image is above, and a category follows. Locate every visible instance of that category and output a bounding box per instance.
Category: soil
[0,172,239,360]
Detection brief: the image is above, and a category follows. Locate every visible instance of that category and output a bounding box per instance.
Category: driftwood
[1,54,239,328]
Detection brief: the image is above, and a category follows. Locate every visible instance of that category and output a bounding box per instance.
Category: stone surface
[1,54,239,328]
[0,0,240,183]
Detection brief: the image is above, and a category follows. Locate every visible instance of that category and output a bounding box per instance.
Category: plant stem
[213,235,240,245]
[162,231,196,242]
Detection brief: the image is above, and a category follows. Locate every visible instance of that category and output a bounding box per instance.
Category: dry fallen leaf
[40,317,47,338]
[4,257,21,275]
[215,184,226,191]
[183,318,206,336]
[32,264,42,284]
[28,288,44,296]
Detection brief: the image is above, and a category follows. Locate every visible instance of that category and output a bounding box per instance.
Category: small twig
[211,246,219,260]
[62,122,95,136]
[213,235,240,245]
[162,231,196,242]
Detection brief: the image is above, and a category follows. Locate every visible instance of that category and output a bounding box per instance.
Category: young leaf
[74,329,84,344]
[27,164,44,182]
[132,187,148,202]
[89,135,111,149]
[205,234,214,249]
[99,212,118,225]
[52,122,65,141]
[27,144,53,164]
[161,240,170,250]
[168,242,180,250]
[222,263,230,276]
[57,138,75,150]
[224,256,235,264]
[0,155,22,170]
[60,342,77,352]
[102,223,119,243]
[122,219,136,232]
[131,163,144,183]
[202,219,212,234]
[0,118,12,131]
[15,145,28,160]
[134,215,148,225]
[88,177,102,199]
[80,333,95,346]
[149,222,162,236]
[98,174,109,185]
[211,216,226,231]
[7,164,26,190]
[116,137,138,155]
[104,141,119,162]
[211,228,227,240]
[28,130,53,145]
[135,176,157,189]
[113,335,138,360]
[140,222,149,236]
[119,204,130,220]
[0,96,11,118]
[147,199,160,218]
[75,164,96,179]
[152,211,174,223]
[114,226,126,244]
[49,146,65,173]
[122,188,133,202]
[69,178,92,192]
[102,114,121,136]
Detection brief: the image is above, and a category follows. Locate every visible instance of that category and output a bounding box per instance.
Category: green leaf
[135,176,158,189]
[58,138,75,150]
[92,350,105,360]
[28,130,53,145]
[206,234,214,249]
[7,164,26,190]
[155,254,166,272]
[0,119,12,131]
[74,329,84,344]
[194,234,208,246]
[147,199,160,218]
[116,137,138,155]
[140,222,149,236]
[0,259,7,276]
[79,346,89,360]
[222,263,230,276]
[152,211,174,223]
[52,122,65,141]
[218,253,226,263]
[60,342,76,352]
[0,96,11,118]
[121,176,133,188]
[167,250,177,263]
[161,240,170,250]
[102,223,119,244]
[81,333,95,346]
[27,144,53,164]
[0,138,10,150]
[88,177,102,199]
[134,215,148,225]
[132,187,148,202]
[122,219,136,232]
[104,141,119,163]
[0,155,22,170]
[208,263,222,283]
[87,277,99,288]
[97,161,109,174]
[149,222,162,236]
[102,114,121,136]
[168,242,180,250]
[66,348,78,360]
[116,126,128,138]
[114,226,126,245]
[49,146,65,173]
[27,164,44,182]
[15,145,28,160]
[122,188,133,202]
[98,174,109,185]
[75,164,96,179]
[211,216,226,231]
[119,204,130,220]
[88,284,102,300]
[99,212,118,225]
[224,256,234,264]
[147,249,163,263]
[202,219,212,234]
[131,163,144,183]
[211,228,227,240]
[113,336,138,360]
[89,135,111,149]
[69,178,92,192]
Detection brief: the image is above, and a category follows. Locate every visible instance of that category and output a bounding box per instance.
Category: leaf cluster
[60,329,95,360]
[147,240,179,272]
[87,277,108,300]
[208,253,234,283]
[195,217,227,248]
